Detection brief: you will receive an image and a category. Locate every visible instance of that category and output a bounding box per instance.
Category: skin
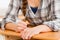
[5,0,52,40]
[20,0,52,39]
[5,20,27,32]
[27,0,40,7]
[20,25,51,40]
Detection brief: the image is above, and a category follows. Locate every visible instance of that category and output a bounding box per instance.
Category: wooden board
[0,29,60,40]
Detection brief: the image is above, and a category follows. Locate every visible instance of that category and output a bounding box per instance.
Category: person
[1,0,60,40]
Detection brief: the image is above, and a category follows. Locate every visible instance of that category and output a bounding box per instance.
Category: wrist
[36,25,52,32]
[33,26,42,33]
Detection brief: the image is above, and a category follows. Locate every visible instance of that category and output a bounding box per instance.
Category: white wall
[0,0,10,8]
[0,0,22,16]
[0,0,10,16]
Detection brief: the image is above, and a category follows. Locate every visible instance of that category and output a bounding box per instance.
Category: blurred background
[0,0,10,16]
[0,0,22,17]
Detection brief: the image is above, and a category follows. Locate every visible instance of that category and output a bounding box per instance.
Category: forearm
[3,0,20,31]
[5,23,17,31]
[35,25,52,32]
[5,20,27,32]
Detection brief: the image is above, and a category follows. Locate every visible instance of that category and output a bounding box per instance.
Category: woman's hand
[16,20,27,32]
[5,20,27,32]
[20,27,41,40]
[20,25,52,40]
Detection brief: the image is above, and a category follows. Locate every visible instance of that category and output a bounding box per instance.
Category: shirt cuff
[43,21,59,32]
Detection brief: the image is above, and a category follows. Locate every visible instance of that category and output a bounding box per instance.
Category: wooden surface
[0,29,60,40]
[0,29,20,37]
[0,16,60,40]
[32,32,60,40]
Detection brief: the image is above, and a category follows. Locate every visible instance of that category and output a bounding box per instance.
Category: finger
[24,30,30,39]
[15,27,24,32]
[21,29,27,39]
[29,30,40,39]
[28,29,38,39]
[17,27,24,31]
[18,21,27,26]
[22,28,29,39]
[28,30,37,39]
[17,24,27,29]
[28,33,34,39]
[24,29,32,39]
[18,22,26,26]
[28,31,34,39]
[20,31,24,39]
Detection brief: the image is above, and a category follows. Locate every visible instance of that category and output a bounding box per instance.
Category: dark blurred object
[0,21,1,28]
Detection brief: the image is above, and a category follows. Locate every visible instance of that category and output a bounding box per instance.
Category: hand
[5,20,27,32]
[16,20,27,32]
[20,27,41,40]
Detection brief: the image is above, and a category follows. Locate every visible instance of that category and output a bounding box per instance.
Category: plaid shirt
[1,0,60,31]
